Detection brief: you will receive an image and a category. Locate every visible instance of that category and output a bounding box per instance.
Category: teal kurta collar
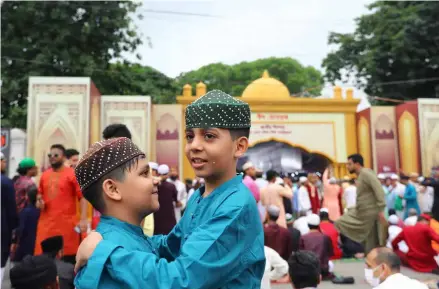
[99,216,144,237]
[199,174,243,198]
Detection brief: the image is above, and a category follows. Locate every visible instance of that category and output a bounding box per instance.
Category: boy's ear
[102,179,122,201]
[234,136,249,159]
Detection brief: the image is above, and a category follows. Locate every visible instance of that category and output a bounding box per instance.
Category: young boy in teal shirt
[75,90,265,289]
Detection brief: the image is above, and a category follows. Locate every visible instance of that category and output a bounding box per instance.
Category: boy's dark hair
[266,170,278,182]
[17,166,31,176]
[50,144,66,155]
[319,211,329,221]
[268,213,279,222]
[10,255,57,289]
[388,209,396,216]
[347,153,364,166]
[82,155,144,212]
[349,178,356,185]
[229,128,250,140]
[65,149,79,159]
[27,186,38,206]
[400,175,410,181]
[288,251,320,288]
[103,124,132,140]
[308,224,320,230]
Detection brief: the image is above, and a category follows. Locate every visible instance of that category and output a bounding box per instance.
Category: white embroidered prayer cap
[390,174,399,180]
[157,164,169,175]
[299,176,308,184]
[388,215,399,225]
[242,162,254,171]
[149,162,159,171]
[377,173,386,179]
[267,205,280,218]
[306,214,320,226]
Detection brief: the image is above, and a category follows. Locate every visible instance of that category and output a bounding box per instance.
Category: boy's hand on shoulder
[74,231,103,273]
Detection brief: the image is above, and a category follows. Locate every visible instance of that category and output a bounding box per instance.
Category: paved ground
[273,259,438,289]
[2,259,438,289]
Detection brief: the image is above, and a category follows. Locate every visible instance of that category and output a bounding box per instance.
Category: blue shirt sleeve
[86,202,258,289]
[149,220,183,261]
[404,184,417,200]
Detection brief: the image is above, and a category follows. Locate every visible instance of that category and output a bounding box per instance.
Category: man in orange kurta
[35,144,88,264]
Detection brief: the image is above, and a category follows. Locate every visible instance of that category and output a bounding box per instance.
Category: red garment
[306,184,320,214]
[391,223,439,273]
[35,167,82,256]
[14,176,36,213]
[264,223,293,261]
[338,187,343,216]
[320,221,342,260]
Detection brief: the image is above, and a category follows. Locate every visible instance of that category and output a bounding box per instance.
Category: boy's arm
[149,221,184,261]
[77,201,261,289]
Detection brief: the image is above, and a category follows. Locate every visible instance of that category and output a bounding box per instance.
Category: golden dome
[241,70,291,99]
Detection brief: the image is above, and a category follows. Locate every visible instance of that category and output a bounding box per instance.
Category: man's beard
[170,175,178,181]
[51,162,64,169]
[1,169,5,174]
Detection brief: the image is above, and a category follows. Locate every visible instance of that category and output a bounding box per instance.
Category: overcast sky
[128,0,373,109]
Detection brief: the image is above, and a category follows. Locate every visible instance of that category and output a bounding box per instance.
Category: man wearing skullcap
[389,173,405,219]
[148,162,159,176]
[242,161,260,202]
[264,205,293,260]
[41,236,75,289]
[300,214,334,280]
[14,157,38,213]
[34,144,89,265]
[75,90,265,288]
[167,166,187,222]
[10,254,58,289]
[153,164,178,235]
[74,137,160,289]
[297,176,312,214]
[1,151,18,281]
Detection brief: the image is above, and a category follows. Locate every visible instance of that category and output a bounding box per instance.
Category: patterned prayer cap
[75,137,145,191]
[185,90,251,129]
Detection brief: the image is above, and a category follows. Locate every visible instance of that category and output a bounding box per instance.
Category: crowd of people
[1,89,439,289]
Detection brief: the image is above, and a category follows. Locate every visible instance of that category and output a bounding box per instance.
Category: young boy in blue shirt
[75,90,265,288]
[73,137,160,288]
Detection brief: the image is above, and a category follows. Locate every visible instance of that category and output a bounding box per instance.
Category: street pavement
[2,258,438,289]
[273,259,438,289]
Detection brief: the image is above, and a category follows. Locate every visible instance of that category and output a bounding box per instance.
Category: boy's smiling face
[185,128,247,180]
[103,157,159,218]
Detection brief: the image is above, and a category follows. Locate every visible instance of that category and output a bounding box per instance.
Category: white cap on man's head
[299,176,308,184]
[390,174,399,180]
[306,214,320,226]
[242,162,254,171]
[329,177,337,184]
[320,208,329,214]
[377,173,386,180]
[0,152,4,160]
[388,215,399,225]
[149,162,159,171]
[157,164,169,175]
[267,205,280,218]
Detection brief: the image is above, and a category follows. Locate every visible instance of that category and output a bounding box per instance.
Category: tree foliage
[1,1,143,128]
[94,63,178,104]
[322,1,439,103]
[175,57,323,97]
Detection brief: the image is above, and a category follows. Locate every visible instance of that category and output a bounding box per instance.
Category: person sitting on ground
[288,250,321,289]
[404,208,418,226]
[388,209,404,228]
[41,235,74,289]
[261,246,288,289]
[294,210,310,236]
[386,215,408,253]
[10,254,59,289]
[364,247,428,288]
[299,214,334,280]
[392,214,439,274]
[319,209,342,260]
[264,205,293,261]
[286,213,301,252]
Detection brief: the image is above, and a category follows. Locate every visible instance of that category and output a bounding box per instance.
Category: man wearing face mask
[364,247,427,288]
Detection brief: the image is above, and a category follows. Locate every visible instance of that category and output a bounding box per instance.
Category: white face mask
[364,264,383,287]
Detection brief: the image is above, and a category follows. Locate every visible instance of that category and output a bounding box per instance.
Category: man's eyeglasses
[48,153,59,158]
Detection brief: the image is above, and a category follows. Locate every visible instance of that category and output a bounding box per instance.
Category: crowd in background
[1,124,439,289]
